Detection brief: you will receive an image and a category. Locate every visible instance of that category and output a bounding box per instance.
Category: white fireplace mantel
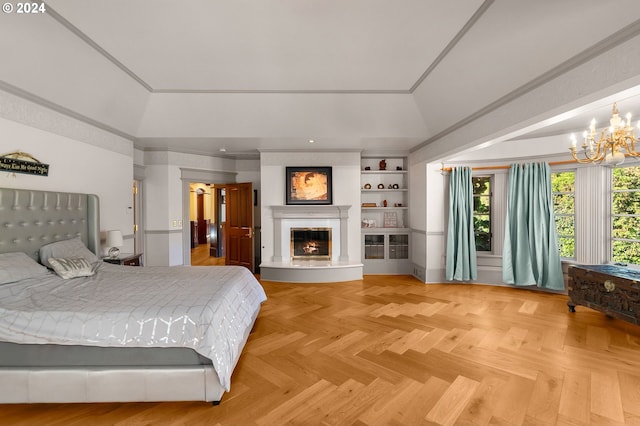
[261,204,363,282]
[270,205,351,262]
[271,205,351,219]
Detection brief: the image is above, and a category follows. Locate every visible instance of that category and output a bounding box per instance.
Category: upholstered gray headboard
[0,188,100,261]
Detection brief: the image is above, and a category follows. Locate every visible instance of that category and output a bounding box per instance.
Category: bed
[0,187,267,404]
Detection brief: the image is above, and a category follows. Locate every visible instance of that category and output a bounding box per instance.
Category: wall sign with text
[0,154,49,176]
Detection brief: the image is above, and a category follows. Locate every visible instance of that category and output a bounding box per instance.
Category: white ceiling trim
[0,80,136,143]
[410,18,640,154]
[46,3,489,95]
[409,0,494,93]
[46,5,153,92]
[151,89,413,95]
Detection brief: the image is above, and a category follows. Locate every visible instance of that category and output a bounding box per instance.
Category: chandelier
[569,103,640,166]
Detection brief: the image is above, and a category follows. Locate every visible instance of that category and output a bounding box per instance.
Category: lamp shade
[105,230,123,248]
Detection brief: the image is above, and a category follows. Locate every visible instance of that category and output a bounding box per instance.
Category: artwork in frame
[286,166,333,205]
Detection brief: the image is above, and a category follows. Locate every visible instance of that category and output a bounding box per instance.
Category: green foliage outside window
[612,166,640,264]
[551,171,575,258]
[472,176,491,251]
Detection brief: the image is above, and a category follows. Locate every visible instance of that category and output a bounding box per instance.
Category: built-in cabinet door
[364,234,385,259]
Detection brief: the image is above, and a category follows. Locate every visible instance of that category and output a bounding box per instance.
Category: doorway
[189,183,225,266]
[188,181,255,271]
[133,179,144,260]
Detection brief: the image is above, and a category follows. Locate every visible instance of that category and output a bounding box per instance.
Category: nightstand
[103,253,143,266]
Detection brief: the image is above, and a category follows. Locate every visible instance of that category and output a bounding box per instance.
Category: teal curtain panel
[502,162,564,290]
[446,167,477,281]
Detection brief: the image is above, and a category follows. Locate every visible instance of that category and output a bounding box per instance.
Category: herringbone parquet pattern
[3,275,640,425]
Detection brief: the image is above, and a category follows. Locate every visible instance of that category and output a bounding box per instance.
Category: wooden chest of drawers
[567,264,640,325]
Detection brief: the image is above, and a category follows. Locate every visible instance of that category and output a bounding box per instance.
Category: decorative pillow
[47,257,96,279]
[0,252,49,284]
[39,237,98,268]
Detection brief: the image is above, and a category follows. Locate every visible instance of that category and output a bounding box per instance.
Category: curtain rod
[441,159,577,173]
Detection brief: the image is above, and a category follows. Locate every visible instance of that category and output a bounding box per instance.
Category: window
[612,166,640,265]
[472,176,491,251]
[551,171,575,258]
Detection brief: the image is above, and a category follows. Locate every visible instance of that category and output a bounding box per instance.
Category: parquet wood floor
[3,275,640,425]
[191,244,225,266]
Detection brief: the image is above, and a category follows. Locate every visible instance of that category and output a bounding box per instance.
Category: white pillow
[39,237,98,268]
[48,257,96,279]
[0,252,49,284]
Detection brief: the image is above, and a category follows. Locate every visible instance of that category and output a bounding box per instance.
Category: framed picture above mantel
[285,166,332,205]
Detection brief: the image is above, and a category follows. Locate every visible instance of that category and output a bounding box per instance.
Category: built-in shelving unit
[360,156,410,274]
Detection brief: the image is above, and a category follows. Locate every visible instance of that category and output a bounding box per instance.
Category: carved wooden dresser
[567,264,640,325]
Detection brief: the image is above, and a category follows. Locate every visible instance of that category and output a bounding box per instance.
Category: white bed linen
[0,263,266,390]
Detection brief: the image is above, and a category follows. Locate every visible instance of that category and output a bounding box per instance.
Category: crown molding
[410,0,494,92]
[411,19,640,154]
[0,80,136,143]
[138,146,259,160]
[47,5,153,92]
[45,3,486,96]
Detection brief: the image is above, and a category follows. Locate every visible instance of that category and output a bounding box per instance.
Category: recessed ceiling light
[219,148,227,152]
[309,139,315,144]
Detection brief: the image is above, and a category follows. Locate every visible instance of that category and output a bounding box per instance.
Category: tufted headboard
[0,188,100,261]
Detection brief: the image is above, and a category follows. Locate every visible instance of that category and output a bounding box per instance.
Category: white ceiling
[47,0,482,92]
[2,0,640,159]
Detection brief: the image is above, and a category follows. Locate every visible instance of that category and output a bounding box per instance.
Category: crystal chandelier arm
[569,144,606,163]
[586,132,608,162]
[623,134,640,157]
[569,149,594,163]
[593,131,610,159]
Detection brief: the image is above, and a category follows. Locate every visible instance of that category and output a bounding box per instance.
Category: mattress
[0,342,210,367]
[0,263,267,390]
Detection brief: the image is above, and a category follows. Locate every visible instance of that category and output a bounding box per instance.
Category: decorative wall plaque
[0,151,49,176]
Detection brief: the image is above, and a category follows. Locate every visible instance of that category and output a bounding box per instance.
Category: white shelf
[361,207,408,210]
[361,189,408,192]
[361,170,407,174]
[360,155,410,274]
[361,227,410,233]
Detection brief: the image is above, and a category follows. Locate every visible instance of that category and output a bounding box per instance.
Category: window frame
[472,175,493,253]
[611,164,640,266]
[550,169,576,260]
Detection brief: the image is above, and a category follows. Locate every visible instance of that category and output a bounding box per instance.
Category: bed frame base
[0,366,224,404]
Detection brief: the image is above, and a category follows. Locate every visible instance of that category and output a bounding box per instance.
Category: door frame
[133,165,146,264]
[180,169,237,266]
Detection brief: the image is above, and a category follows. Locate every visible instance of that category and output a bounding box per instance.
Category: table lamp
[105,230,123,259]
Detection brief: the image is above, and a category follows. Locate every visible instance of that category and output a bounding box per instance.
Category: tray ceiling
[2,0,640,158]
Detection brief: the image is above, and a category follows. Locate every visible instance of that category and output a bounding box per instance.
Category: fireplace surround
[260,205,363,282]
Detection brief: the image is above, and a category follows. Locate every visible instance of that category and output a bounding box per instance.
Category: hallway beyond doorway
[191,244,225,266]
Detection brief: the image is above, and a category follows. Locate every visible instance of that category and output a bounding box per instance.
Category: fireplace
[290,227,332,260]
[262,205,361,282]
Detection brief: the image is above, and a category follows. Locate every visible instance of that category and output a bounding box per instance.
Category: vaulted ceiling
[1,0,640,159]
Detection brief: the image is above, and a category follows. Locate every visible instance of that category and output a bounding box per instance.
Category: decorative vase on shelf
[379,159,386,170]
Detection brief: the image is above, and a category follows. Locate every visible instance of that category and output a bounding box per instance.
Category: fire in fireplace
[290,227,332,260]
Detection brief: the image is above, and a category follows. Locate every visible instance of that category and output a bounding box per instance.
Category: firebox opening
[291,227,332,260]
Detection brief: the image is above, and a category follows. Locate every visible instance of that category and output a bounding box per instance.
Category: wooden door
[196,192,209,244]
[225,182,254,271]
[132,180,142,254]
